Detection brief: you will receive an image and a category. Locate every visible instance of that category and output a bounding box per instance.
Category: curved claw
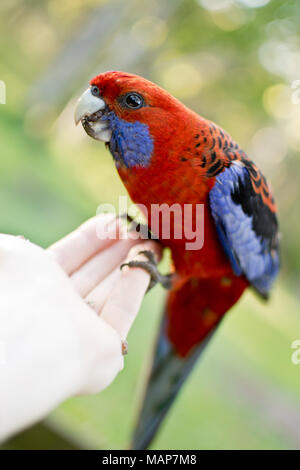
[120,250,173,292]
[117,213,158,241]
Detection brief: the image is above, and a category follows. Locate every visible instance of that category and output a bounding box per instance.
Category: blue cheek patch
[102,112,154,168]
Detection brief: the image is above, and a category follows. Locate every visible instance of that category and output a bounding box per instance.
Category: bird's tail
[130,276,247,450]
[130,314,217,450]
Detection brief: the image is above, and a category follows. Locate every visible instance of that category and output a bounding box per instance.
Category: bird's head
[74,71,190,169]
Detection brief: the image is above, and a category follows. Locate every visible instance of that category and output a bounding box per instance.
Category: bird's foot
[121,250,173,292]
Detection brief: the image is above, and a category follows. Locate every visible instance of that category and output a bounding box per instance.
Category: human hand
[0,215,160,441]
[49,214,161,392]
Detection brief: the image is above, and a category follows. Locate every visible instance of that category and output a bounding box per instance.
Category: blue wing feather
[209,162,279,297]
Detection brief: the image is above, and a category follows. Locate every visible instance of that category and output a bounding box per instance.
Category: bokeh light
[250,126,288,172]
[131,16,168,49]
[263,84,293,120]
[210,5,247,31]
[161,61,203,99]
[197,0,233,12]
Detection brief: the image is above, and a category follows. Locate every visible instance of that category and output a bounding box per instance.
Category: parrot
[74,71,280,449]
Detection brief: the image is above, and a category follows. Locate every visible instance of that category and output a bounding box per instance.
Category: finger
[48,214,123,275]
[85,267,121,313]
[100,241,161,339]
[70,238,137,297]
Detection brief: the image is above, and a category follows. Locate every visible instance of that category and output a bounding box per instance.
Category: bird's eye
[91,85,100,97]
[124,93,144,109]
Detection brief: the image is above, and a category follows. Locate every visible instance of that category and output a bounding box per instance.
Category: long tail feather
[131,275,247,449]
[131,315,219,450]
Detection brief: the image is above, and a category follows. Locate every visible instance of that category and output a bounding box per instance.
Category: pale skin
[0,214,160,442]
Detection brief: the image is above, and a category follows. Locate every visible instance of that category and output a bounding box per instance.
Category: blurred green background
[1,0,300,450]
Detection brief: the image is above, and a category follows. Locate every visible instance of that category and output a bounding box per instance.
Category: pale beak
[74,88,106,125]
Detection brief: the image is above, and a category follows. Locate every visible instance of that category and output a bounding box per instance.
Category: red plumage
[90,71,253,356]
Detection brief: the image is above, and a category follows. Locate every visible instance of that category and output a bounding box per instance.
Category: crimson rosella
[75,71,280,449]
